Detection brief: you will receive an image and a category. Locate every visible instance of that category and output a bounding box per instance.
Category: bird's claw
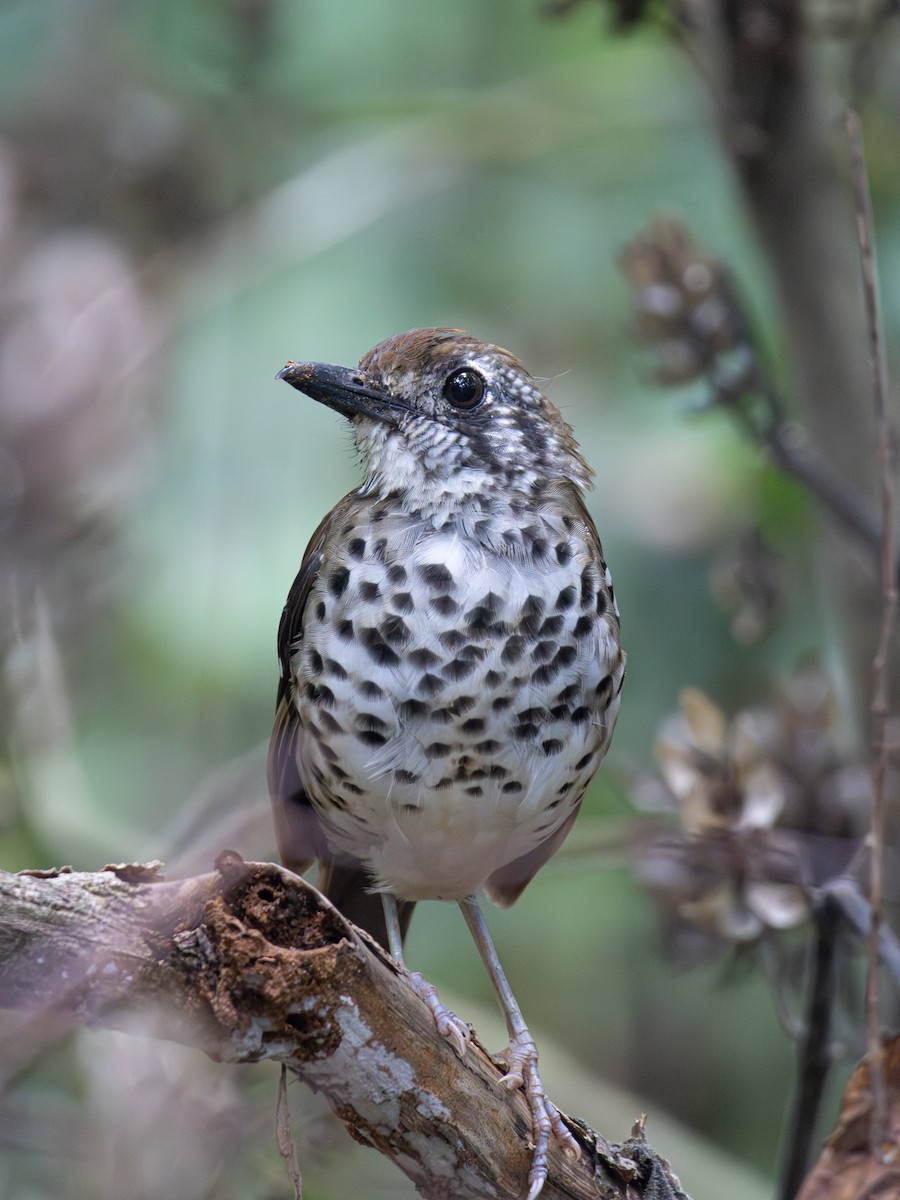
[407,971,470,1058]
[501,1031,581,1200]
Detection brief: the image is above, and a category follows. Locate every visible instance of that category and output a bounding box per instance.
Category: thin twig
[276,1064,303,1200]
[777,894,841,1200]
[725,309,899,582]
[847,106,898,1161]
[825,878,900,985]
[764,422,886,558]
[727,402,887,562]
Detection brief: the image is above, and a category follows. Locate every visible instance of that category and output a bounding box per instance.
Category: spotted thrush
[268,329,625,1199]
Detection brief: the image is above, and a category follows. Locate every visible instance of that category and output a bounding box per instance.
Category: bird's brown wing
[267,504,334,876]
[266,495,414,949]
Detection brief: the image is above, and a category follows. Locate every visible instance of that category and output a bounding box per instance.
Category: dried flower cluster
[635,666,867,956]
[619,219,805,643]
[620,216,762,403]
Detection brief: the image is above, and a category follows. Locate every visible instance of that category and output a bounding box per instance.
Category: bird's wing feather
[267,498,352,873]
[266,494,416,948]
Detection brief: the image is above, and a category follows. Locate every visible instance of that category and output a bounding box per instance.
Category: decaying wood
[0,853,690,1200]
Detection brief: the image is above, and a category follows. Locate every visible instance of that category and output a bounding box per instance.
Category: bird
[268,328,625,1199]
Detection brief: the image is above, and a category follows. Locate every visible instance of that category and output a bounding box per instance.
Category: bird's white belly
[369,796,567,900]
[326,729,589,900]
[293,523,622,900]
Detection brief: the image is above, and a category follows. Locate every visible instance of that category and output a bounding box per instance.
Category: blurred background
[1,1,898,1198]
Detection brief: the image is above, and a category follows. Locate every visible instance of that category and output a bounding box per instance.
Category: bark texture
[0,854,690,1200]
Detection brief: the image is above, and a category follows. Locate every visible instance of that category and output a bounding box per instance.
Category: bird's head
[277,328,591,516]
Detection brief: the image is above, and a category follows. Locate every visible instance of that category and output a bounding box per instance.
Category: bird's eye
[443,368,485,410]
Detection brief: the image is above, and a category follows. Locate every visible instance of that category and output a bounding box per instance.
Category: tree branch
[0,854,690,1200]
[848,104,898,1162]
[677,0,890,718]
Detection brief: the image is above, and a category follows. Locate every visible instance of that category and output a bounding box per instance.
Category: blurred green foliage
[2,0,896,1197]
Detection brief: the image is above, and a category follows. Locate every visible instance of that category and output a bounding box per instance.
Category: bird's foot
[499,1031,580,1200]
[407,971,470,1058]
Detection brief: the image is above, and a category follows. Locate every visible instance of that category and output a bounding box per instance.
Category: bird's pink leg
[382,894,470,1058]
[459,895,580,1200]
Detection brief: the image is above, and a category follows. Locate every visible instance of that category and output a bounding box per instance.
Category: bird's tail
[318,862,415,952]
